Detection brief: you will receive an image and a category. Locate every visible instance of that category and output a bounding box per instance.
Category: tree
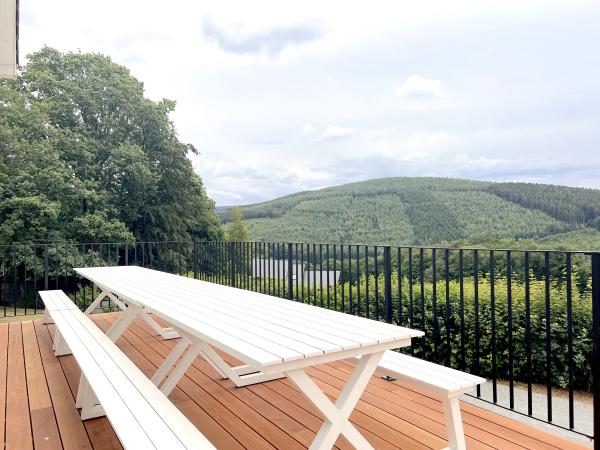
[226,207,249,241]
[0,47,223,244]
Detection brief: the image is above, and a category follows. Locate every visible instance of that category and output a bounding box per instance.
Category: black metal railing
[0,240,597,445]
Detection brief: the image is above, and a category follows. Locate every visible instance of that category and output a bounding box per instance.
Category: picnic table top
[74,266,424,370]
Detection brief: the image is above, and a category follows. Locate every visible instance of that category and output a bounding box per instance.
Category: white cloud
[301,123,319,135]
[394,75,445,99]
[17,0,600,204]
[318,125,353,141]
[201,17,326,56]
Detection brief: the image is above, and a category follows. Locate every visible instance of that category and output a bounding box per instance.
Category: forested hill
[220,178,600,250]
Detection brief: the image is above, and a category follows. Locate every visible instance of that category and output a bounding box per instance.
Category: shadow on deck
[0,312,588,449]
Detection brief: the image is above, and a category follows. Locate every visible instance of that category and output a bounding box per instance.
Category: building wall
[0,0,17,79]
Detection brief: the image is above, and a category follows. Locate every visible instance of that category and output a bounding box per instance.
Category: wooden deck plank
[5,322,33,450]
[333,358,584,450]
[0,323,8,447]
[96,314,261,450]
[33,320,93,450]
[319,361,514,450]
[22,320,62,450]
[93,314,247,450]
[105,312,313,450]
[0,314,589,450]
[45,322,123,450]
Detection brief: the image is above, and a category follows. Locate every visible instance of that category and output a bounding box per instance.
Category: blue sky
[20,0,600,205]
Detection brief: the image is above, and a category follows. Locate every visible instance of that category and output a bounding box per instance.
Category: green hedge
[259,274,593,391]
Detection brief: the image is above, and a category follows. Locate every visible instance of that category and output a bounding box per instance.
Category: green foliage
[253,273,592,391]
[488,182,600,228]
[221,177,600,250]
[0,47,222,245]
[226,206,249,241]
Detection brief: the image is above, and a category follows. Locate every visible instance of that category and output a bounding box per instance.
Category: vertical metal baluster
[301,244,305,302]
[474,249,480,397]
[432,248,438,361]
[313,244,317,305]
[356,245,361,317]
[490,250,497,403]
[445,249,450,366]
[295,243,299,301]
[327,244,331,308]
[276,243,280,297]
[375,246,379,320]
[545,251,552,422]
[566,253,574,429]
[408,247,413,329]
[319,244,324,307]
[365,246,370,319]
[340,245,344,312]
[459,249,465,370]
[420,248,425,356]
[333,245,337,310]
[346,245,351,314]
[398,248,402,326]
[507,250,514,409]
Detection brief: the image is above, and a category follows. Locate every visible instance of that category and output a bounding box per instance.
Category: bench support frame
[85,289,180,340]
[150,331,284,394]
[442,394,466,450]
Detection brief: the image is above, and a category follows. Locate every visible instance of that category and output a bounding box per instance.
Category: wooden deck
[0,312,588,450]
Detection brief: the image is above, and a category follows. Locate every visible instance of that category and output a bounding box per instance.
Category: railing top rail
[0,240,598,254]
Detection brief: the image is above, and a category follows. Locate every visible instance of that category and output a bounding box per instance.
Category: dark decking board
[0,313,587,450]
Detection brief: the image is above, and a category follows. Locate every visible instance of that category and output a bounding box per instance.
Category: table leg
[286,351,384,450]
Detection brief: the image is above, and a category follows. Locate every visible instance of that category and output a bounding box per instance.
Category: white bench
[367,351,485,450]
[39,290,215,450]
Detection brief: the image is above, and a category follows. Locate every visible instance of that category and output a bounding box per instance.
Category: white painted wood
[40,291,215,449]
[73,266,425,449]
[443,396,466,450]
[366,350,485,450]
[74,266,422,361]
[286,351,384,450]
[375,351,486,394]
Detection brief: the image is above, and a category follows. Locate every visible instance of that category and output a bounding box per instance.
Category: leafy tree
[0,47,222,245]
[226,206,249,241]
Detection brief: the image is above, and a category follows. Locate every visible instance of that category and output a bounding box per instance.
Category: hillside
[220,177,600,249]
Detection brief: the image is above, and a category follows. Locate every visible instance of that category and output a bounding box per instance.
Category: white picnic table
[74,265,424,450]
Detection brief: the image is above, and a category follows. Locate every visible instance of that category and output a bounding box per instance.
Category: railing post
[384,246,392,323]
[193,242,198,280]
[44,245,49,290]
[287,243,293,300]
[229,242,235,287]
[591,252,600,450]
[124,243,129,266]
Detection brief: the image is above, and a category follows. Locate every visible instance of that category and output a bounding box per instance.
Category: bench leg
[42,310,53,324]
[105,305,140,342]
[76,374,105,420]
[53,331,72,356]
[442,396,466,450]
[151,335,191,385]
[197,341,285,387]
[141,309,180,340]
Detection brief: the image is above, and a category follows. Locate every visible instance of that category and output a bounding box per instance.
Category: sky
[20,0,600,205]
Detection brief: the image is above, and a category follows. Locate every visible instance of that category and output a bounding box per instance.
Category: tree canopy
[0,47,222,244]
[226,206,249,241]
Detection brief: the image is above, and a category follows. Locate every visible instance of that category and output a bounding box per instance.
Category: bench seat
[372,351,485,450]
[39,290,214,450]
